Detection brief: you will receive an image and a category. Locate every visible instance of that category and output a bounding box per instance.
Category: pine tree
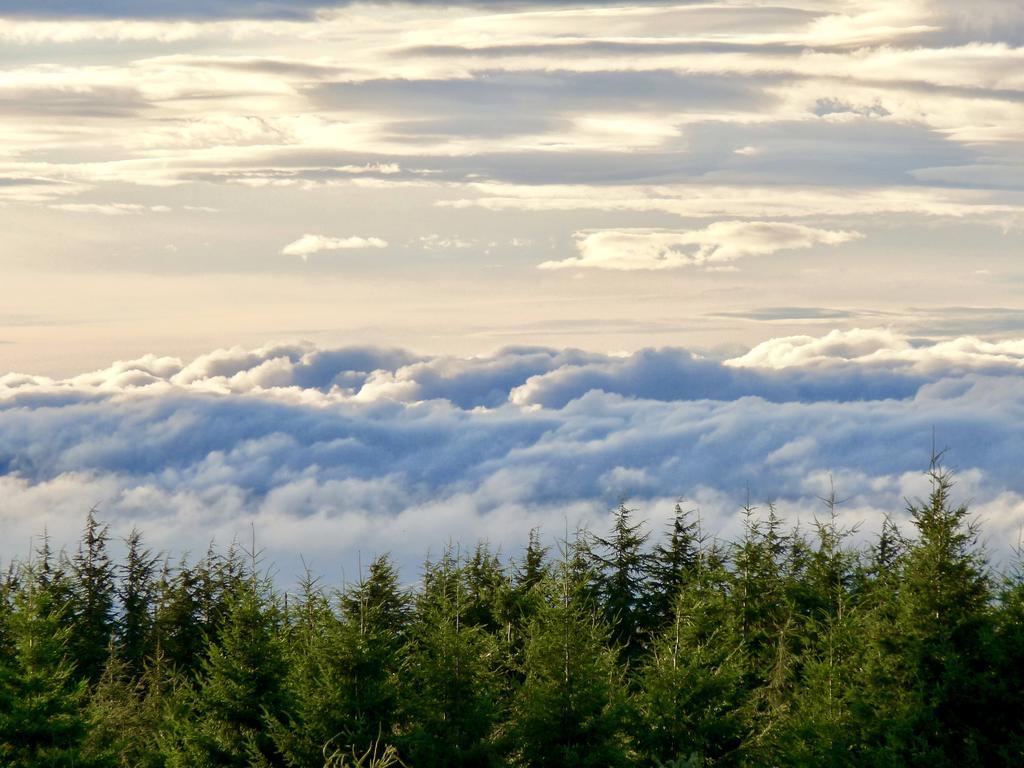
[83,651,179,768]
[515,529,548,594]
[895,459,994,766]
[990,552,1024,764]
[275,557,408,767]
[153,557,207,676]
[638,558,746,767]
[772,498,865,767]
[851,459,995,766]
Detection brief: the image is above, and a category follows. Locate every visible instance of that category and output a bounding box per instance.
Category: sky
[1,0,1023,578]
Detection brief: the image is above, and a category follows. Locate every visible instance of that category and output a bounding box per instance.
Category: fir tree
[164,581,288,768]
[589,503,654,658]
[648,503,701,628]
[69,510,117,683]
[399,548,501,768]
[638,561,746,767]
[83,650,179,768]
[275,557,407,767]
[117,528,160,677]
[508,544,631,768]
[0,567,92,767]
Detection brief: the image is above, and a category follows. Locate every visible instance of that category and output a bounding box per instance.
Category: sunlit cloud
[3,332,1024,574]
[539,222,863,271]
[281,233,388,260]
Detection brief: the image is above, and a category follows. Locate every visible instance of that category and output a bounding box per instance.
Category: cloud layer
[3,330,1024,579]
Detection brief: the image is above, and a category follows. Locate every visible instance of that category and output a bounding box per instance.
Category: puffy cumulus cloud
[539,222,863,271]
[3,332,1024,578]
[281,233,388,260]
[727,328,1024,374]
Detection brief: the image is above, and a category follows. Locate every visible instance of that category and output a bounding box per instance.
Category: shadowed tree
[589,503,654,660]
[116,528,160,678]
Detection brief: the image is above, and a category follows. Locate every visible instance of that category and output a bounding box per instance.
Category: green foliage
[638,561,746,767]
[69,510,117,684]
[83,651,179,768]
[2,456,1023,767]
[508,548,632,768]
[117,528,160,678]
[589,504,655,658]
[399,549,502,767]
[273,558,407,768]
[163,581,288,768]
[0,569,92,767]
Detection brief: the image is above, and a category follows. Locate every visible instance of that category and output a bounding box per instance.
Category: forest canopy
[1,459,1022,767]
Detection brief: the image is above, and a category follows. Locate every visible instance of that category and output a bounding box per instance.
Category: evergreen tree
[648,503,701,628]
[638,558,746,767]
[84,651,179,768]
[153,557,207,676]
[462,543,511,634]
[508,546,631,768]
[117,528,160,677]
[275,557,407,767]
[515,529,548,594]
[0,567,92,767]
[163,580,288,768]
[772,503,865,767]
[70,510,117,683]
[990,554,1024,764]
[589,503,653,658]
[894,460,994,766]
[851,459,995,766]
[399,549,501,768]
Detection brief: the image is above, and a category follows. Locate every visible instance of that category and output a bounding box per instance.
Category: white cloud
[539,222,862,271]
[3,334,1024,577]
[726,327,1024,372]
[50,203,171,215]
[281,233,388,260]
[446,182,1023,221]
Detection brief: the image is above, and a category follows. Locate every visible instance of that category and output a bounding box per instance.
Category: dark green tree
[399,548,501,768]
[274,556,407,767]
[851,459,995,767]
[638,559,746,767]
[589,503,653,658]
[117,528,160,677]
[648,503,701,628]
[0,568,92,767]
[69,510,117,683]
[83,650,179,768]
[508,546,632,768]
[163,580,288,768]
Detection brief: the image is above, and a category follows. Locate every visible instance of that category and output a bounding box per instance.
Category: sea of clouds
[2,328,1023,581]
